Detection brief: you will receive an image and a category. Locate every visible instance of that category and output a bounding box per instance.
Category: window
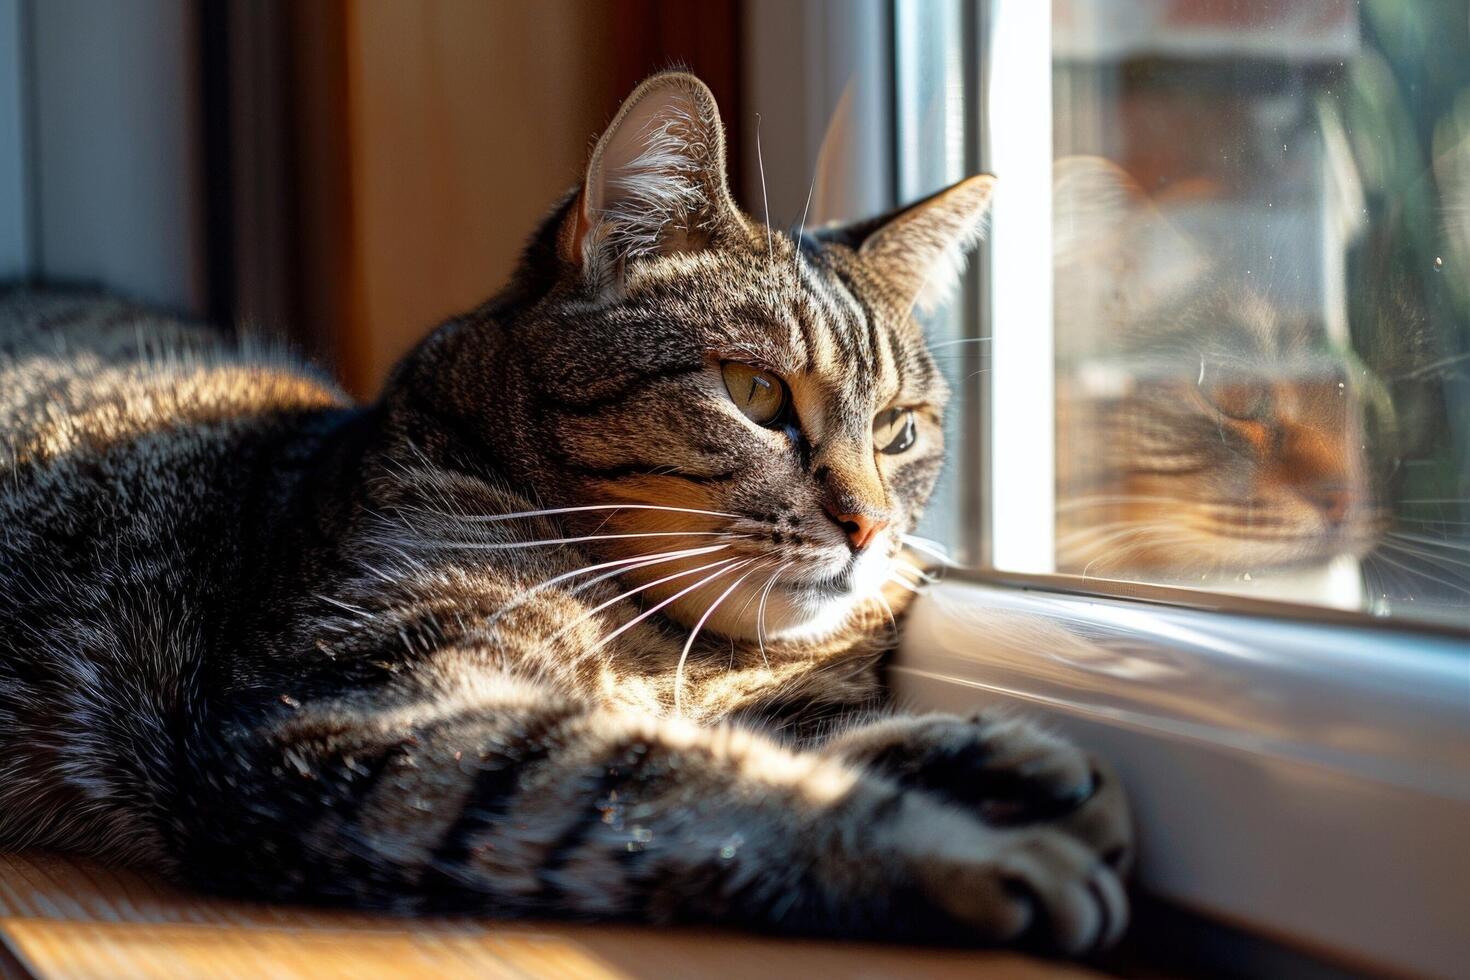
[875,2,1470,976]
[904,1,1470,629]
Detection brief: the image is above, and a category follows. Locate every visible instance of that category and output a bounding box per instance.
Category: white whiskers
[455,503,740,524]
[755,113,773,260]
[794,172,817,272]
[900,534,960,568]
[674,560,768,715]
[482,543,731,633]
[755,561,792,668]
[557,554,743,644]
[893,558,938,585]
[417,530,739,552]
[588,557,752,653]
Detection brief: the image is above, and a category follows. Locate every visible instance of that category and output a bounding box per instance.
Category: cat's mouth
[803,564,857,594]
[773,540,897,601]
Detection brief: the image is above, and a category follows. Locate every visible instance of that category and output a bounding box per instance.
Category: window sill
[893,579,1470,980]
[0,851,1101,979]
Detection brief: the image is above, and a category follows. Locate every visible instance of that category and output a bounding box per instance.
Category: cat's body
[0,75,1129,952]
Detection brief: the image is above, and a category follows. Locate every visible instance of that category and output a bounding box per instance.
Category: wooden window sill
[0,851,1098,979]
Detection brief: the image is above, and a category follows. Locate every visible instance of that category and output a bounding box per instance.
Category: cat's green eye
[722,362,787,426]
[875,407,917,455]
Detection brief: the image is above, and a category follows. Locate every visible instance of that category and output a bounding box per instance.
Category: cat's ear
[560,72,738,287]
[817,175,997,314]
[1051,155,1207,325]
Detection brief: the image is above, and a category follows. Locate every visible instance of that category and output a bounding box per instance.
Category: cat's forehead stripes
[793,251,913,407]
[619,240,924,418]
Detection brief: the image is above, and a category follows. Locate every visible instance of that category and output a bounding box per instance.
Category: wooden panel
[0,852,1101,979]
[339,0,620,395]
[609,0,745,195]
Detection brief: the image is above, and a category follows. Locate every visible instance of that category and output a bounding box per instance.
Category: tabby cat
[1052,157,1388,582]
[0,73,1130,953]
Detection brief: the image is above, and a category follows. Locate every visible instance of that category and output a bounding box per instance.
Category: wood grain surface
[0,851,1101,979]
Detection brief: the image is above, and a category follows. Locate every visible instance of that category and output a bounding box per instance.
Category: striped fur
[0,74,1130,953]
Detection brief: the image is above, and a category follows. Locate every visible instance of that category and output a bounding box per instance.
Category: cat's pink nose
[825,509,889,552]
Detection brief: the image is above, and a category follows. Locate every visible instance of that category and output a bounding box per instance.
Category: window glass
[1045,1,1469,625]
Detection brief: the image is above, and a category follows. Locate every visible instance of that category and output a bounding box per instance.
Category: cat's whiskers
[1388,350,1470,382]
[555,554,744,644]
[893,558,939,584]
[729,558,787,664]
[1381,530,1470,553]
[1377,537,1470,578]
[885,573,925,595]
[674,559,772,715]
[1063,522,1199,576]
[755,113,773,261]
[1370,548,1469,595]
[453,503,741,524]
[793,172,817,272]
[480,543,733,633]
[1057,519,1164,549]
[755,560,793,668]
[889,546,947,590]
[900,534,961,568]
[411,530,745,552]
[927,337,993,350]
[1396,516,1470,527]
[587,557,757,655]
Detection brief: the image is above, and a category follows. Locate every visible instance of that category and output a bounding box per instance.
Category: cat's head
[407,72,994,640]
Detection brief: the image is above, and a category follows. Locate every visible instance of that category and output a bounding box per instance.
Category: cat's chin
[686,548,896,643]
[679,589,863,645]
[750,588,868,643]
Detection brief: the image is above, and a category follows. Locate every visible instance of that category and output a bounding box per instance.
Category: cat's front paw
[829,714,1132,871]
[889,797,1129,955]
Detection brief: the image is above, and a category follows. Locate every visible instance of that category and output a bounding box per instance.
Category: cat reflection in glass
[1052,157,1391,605]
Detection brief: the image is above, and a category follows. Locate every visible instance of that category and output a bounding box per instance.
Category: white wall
[0,0,28,278]
[28,0,205,311]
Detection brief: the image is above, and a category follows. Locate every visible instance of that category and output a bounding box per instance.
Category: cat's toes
[907,814,1129,954]
[1000,830,1130,954]
[1056,754,1134,875]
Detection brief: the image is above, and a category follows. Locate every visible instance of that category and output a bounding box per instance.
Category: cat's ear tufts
[560,72,738,287]
[827,175,997,314]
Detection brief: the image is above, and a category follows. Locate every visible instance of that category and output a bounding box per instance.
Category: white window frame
[751,4,1470,977]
